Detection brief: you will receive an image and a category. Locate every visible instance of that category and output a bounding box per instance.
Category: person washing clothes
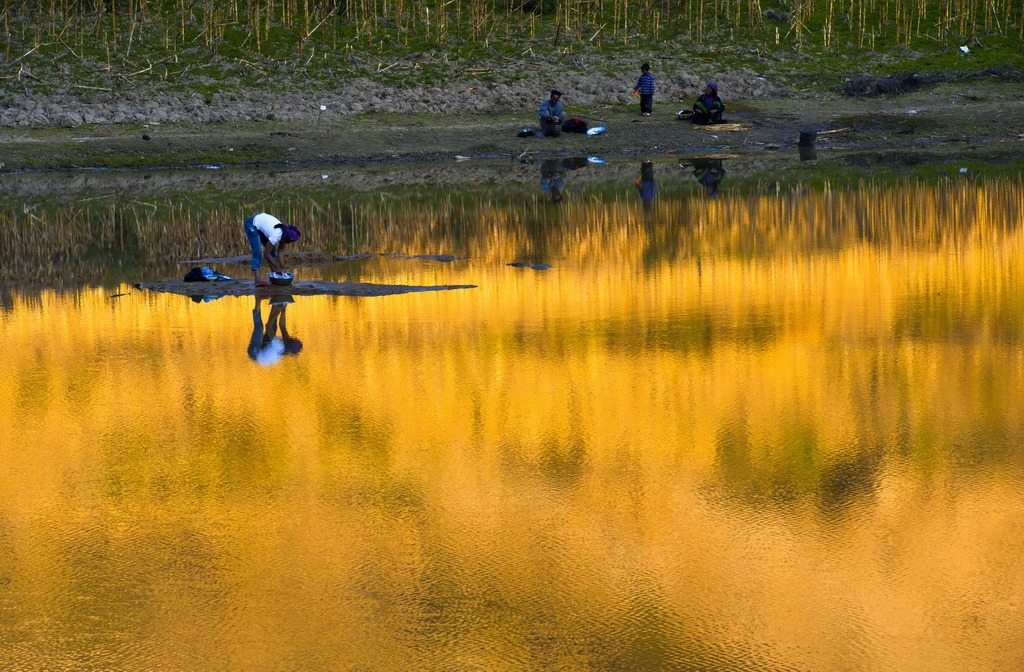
[243,212,301,287]
[633,63,655,116]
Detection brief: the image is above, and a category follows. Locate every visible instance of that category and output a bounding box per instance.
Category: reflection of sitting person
[539,158,565,202]
[634,160,656,207]
[691,158,726,198]
[538,89,565,137]
[691,82,724,124]
[539,157,588,202]
[247,296,303,366]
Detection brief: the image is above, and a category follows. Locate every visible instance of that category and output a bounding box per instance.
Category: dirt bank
[1,79,1022,178]
[0,68,775,128]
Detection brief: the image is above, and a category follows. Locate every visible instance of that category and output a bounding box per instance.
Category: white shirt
[252,213,283,246]
[255,338,285,366]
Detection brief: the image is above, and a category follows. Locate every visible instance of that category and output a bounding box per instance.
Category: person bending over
[243,212,301,287]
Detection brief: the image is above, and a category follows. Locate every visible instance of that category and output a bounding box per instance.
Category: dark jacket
[695,92,724,112]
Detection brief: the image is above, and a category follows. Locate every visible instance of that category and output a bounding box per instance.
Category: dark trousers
[639,94,653,114]
[692,101,723,124]
[541,119,562,137]
[692,110,723,124]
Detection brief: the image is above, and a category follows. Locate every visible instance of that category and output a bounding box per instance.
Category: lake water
[1,160,1023,671]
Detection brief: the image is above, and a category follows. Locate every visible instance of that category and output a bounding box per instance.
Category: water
[1,161,1023,671]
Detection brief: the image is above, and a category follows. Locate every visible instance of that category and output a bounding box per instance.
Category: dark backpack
[561,118,588,133]
[183,266,206,282]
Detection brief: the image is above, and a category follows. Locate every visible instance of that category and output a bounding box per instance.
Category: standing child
[633,63,655,116]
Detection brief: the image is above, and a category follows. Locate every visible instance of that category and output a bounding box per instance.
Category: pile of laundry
[182,266,233,282]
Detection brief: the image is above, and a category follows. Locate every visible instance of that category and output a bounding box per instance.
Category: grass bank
[2,0,1022,99]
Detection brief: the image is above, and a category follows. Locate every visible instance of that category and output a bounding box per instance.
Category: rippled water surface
[1,164,1023,671]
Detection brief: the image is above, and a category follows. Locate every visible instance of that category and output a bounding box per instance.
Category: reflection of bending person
[248,296,303,366]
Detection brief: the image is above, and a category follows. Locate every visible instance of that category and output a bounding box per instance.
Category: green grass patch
[2,0,1022,98]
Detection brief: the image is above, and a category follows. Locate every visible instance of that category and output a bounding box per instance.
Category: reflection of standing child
[635,160,656,206]
[633,63,655,116]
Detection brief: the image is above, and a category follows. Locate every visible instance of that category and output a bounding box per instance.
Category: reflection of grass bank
[2,139,1021,204]
[3,172,1022,289]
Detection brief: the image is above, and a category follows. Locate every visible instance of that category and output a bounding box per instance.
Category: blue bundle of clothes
[183,266,233,282]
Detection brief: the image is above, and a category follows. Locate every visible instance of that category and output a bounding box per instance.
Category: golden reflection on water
[1,178,1023,671]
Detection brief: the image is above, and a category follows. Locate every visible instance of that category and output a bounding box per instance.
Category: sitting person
[691,82,724,124]
[538,89,565,137]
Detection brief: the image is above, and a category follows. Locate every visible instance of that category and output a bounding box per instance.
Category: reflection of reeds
[2,178,1023,286]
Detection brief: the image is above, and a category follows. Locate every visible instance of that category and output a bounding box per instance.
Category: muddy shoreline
[1,79,1022,182]
[136,277,477,298]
